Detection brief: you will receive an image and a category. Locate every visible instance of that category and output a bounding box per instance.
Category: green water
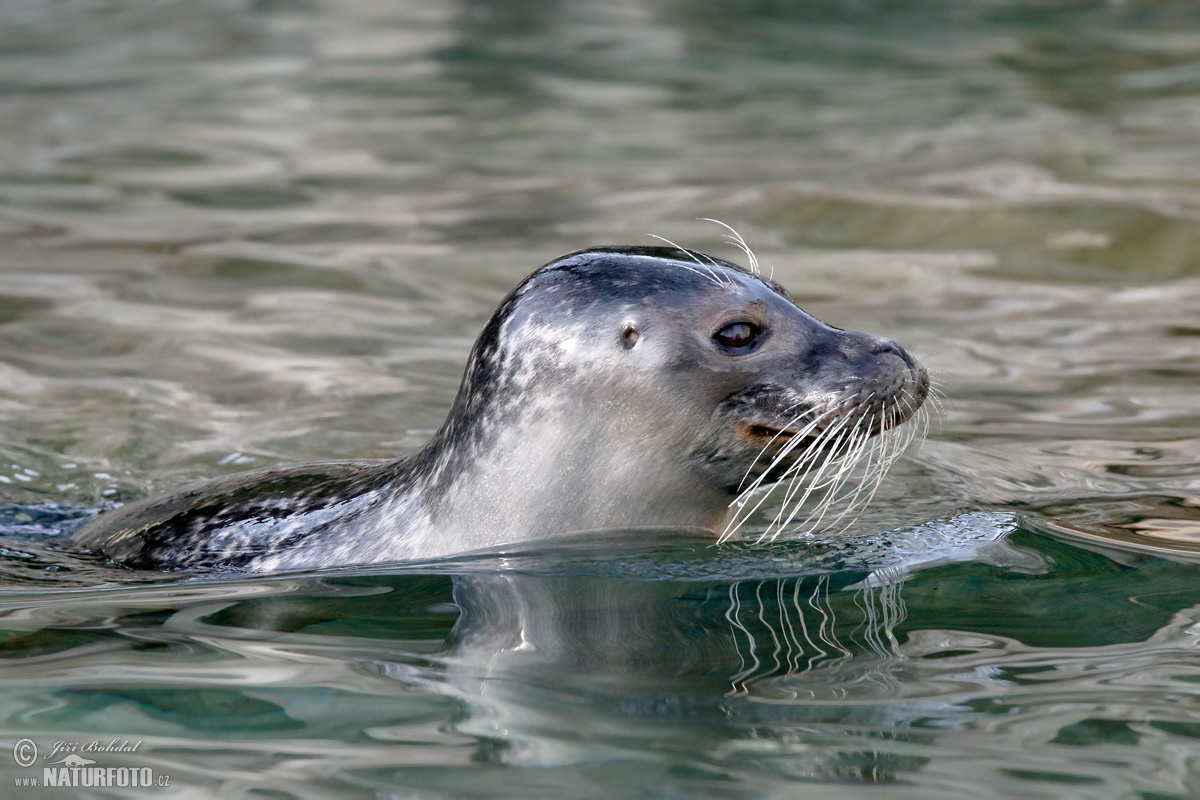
[1,1,1199,797]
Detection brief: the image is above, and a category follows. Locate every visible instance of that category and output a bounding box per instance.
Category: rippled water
[1,1,1199,797]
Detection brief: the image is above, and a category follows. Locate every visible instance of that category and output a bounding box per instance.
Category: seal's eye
[714,322,764,354]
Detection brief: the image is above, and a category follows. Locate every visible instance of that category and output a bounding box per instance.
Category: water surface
[1,1,1199,797]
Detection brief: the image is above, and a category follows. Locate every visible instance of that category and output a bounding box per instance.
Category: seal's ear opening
[622,321,641,350]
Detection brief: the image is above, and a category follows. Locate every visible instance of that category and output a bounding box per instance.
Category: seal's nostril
[869,338,900,356]
[871,338,918,370]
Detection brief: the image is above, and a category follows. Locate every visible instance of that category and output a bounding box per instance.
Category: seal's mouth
[738,423,818,460]
[744,423,798,440]
[740,422,819,450]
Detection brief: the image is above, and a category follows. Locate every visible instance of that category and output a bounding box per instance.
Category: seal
[74,246,930,572]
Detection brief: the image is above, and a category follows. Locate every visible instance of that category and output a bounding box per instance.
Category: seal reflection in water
[75,246,930,571]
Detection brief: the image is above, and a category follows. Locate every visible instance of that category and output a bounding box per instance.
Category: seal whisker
[913,401,933,455]
[723,404,839,530]
[831,409,903,532]
[689,247,729,273]
[700,218,761,276]
[924,385,948,436]
[793,418,872,536]
[732,427,809,508]
[645,234,728,287]
[825,447,891,534]
[818,412,885,532]
[725,407,847,542]
[893,391,922,455]
[724,440,812,542]
[733,401,814,493]
[732,423,831,543]
[777,425,854,527]
[721,236,759,275]
[768,415,859,539]
[896,402,927,463]
[738,404,837,491]
[895,392,922,455]
[677,242,732,279]
[664,233,736,288]
[779,387,925,541]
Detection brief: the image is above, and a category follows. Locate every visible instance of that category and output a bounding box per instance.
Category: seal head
[74,246,929,571]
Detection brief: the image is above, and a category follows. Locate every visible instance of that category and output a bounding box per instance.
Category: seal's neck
[413,399,732,554]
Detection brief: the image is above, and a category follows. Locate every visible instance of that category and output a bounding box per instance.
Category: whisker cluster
[645,233,734,288]
[699,218,761,276]
[720,389,931,545]
[647,220,765,286]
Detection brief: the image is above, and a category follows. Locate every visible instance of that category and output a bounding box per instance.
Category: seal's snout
[845,335,925,422]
